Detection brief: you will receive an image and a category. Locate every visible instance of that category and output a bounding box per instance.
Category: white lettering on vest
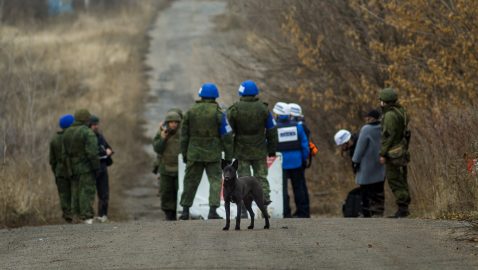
[278,126,298,143]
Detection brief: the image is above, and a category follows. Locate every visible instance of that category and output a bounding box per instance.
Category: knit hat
[365,109,381,119]
[59,114,75,129]
[89,115,100,125]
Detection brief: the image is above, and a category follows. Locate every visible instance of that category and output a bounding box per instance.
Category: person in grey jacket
[352,110,385,217]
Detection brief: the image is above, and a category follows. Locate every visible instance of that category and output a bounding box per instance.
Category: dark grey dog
[221,159,270,230]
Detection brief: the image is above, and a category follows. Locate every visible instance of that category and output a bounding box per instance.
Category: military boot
[164,210,177,221]
[179,207,189,220]
[208,207,221,219]
[388,207,409,218]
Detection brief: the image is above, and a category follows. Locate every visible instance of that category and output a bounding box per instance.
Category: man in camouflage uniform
[379,88,411,218]
[227,80,277,206]
[63,109,99,224]
[153,109,182,221]
[179,83,233,220]
[49,114,75,223]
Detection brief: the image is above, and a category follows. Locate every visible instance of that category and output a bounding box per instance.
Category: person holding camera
[153,109,182,221]
[89,115,114,223]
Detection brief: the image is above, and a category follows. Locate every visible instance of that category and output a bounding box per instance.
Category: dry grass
[0,1,162,227]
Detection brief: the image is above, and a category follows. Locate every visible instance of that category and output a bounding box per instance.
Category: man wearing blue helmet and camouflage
[179,83,233,220]
[49,114,75,223]
[227,80,277,206]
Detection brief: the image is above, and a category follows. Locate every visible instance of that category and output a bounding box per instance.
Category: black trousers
[96,169,109,217]
[360,181,385,217]
[283,167,310,218]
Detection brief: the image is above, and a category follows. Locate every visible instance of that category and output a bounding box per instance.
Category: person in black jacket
[89,115,113,223]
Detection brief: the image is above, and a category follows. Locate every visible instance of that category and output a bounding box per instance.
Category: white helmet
[273,102,291,116]
[334,129,352,146]
[289,103,302,117]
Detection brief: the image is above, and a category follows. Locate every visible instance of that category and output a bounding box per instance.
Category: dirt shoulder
[1,219,477,269]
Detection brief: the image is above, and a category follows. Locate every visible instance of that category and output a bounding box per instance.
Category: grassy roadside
[0,1,167,227]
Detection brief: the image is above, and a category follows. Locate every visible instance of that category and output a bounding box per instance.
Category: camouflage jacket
[380,104,409,157]
[181,99,233,162]
[153,127,181,175]
[49,131,69,178]
[227,96,277,160]
[63,121,100,175]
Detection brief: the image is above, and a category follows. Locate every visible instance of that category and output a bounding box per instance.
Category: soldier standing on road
[89,115,114,223]
[379,88,411,218]
[179,83,233,220]
[49,114,75,223]
[63,109,99,224]
[153,109,182,221]
[227,80,277,208]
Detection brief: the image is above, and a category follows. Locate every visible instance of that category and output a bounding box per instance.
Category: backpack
[342,187,362,217]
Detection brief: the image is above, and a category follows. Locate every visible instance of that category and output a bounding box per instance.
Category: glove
[352,162,360,174]
[268,152,276,157]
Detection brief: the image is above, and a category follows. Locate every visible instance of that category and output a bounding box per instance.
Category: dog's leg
[256,200,270,229]
[244,198,254,230]
[223,200,230,231]
[235,200,241,230]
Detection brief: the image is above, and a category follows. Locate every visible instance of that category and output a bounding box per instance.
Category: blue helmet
[59,114,75,129]
[198,83,219,99]
[238,80,259,96]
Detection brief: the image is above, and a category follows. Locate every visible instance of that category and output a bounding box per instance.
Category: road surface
[1,219,477,269]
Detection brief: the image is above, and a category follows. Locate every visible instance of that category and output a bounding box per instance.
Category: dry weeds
[0,1,162,227]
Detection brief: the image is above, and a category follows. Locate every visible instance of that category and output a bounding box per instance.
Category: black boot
[179,207,189,220]
[208,207,221,219]
[389,207,410,218]
[164,210,177,221]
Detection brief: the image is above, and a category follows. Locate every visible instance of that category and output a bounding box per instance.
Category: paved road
[122,0,247,221]
[1,219,477,269]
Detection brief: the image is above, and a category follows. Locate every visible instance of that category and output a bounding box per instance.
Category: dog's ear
[232,159,239,170]
[221,159,228,170]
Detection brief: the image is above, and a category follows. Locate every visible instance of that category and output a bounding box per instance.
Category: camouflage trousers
[55,176,72,222]
[160,173,178,212]
[238,159,270,201]
[386,164,411,208]
[180,161,221,208]
[71,172,96,220]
